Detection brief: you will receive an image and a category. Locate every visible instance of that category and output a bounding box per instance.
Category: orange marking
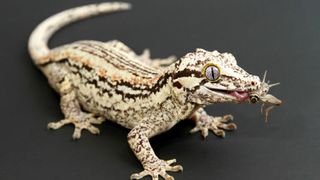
[48,49,162,87]
[98,69,107,77]
[84,59,92,67]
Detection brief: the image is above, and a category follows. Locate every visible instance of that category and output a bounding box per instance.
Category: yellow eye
[202,63,221,82]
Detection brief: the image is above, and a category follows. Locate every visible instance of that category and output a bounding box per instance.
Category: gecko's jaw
[207,88,249,101]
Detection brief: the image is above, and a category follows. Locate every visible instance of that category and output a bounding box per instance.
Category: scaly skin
[28,2,280,180]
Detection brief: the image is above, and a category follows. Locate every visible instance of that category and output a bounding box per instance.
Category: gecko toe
[192,114,236,138]
[47,113,105,139]
[130,159,182,180]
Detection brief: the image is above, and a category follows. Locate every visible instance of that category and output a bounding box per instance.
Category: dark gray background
[0,0,319,179]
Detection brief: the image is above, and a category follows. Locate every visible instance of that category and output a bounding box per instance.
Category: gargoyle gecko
[28,2,281,179]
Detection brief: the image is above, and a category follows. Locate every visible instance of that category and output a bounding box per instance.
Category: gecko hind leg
[138,49,177,68]
[47,77,105,139]
[102,40,176,68]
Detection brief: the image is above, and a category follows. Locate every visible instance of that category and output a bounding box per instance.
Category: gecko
[28,2,282,180]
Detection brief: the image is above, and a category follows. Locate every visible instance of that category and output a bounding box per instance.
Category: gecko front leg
[190,108,237,138]
[47,76,105,139]
[128,119,183,180]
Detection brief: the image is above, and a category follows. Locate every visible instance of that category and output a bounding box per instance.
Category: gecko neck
[148,61,202,120]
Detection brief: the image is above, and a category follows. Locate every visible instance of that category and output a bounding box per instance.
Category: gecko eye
[202,64,221,82]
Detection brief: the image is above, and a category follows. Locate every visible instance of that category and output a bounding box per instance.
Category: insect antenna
[268,82,280,88]
[262,70,268,83]
[262,70,280,89]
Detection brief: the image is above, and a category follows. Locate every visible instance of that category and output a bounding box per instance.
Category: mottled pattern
[28,2,281,180]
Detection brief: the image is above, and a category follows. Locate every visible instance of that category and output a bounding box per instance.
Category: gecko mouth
[207,88,249,101]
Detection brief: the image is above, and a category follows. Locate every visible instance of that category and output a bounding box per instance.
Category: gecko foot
[190,114,237,138]
[130,159,183,180]
[47,113,105,139]
[151,55,177,67]
[139,49,176,68]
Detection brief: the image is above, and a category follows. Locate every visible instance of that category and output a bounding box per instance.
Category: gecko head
[171,48,261,105]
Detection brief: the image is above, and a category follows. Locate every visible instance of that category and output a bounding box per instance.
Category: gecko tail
[28,2,131,65]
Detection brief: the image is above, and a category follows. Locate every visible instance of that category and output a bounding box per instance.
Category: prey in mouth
[181,49,282,122]
[204,69,281,121]
[248,71,282,121]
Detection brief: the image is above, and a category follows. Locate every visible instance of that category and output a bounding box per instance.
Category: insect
[249,71,282,122]
[28,2,282,180]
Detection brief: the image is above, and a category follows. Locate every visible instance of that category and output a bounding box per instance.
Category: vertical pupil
[206,65,219,80]
[210,67,215,79]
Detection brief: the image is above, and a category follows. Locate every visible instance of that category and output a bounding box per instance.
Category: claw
[47,119,72,129]
[166,159,176,165]
[130,171,149,180]
[167,164,183,172]
[222,114,234,122]
[217,122,237,130]
[86,124,100,134]
[190,127,199,134]
[202,128,209,138]
[160,172,174,180]
[72,127,81,140]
